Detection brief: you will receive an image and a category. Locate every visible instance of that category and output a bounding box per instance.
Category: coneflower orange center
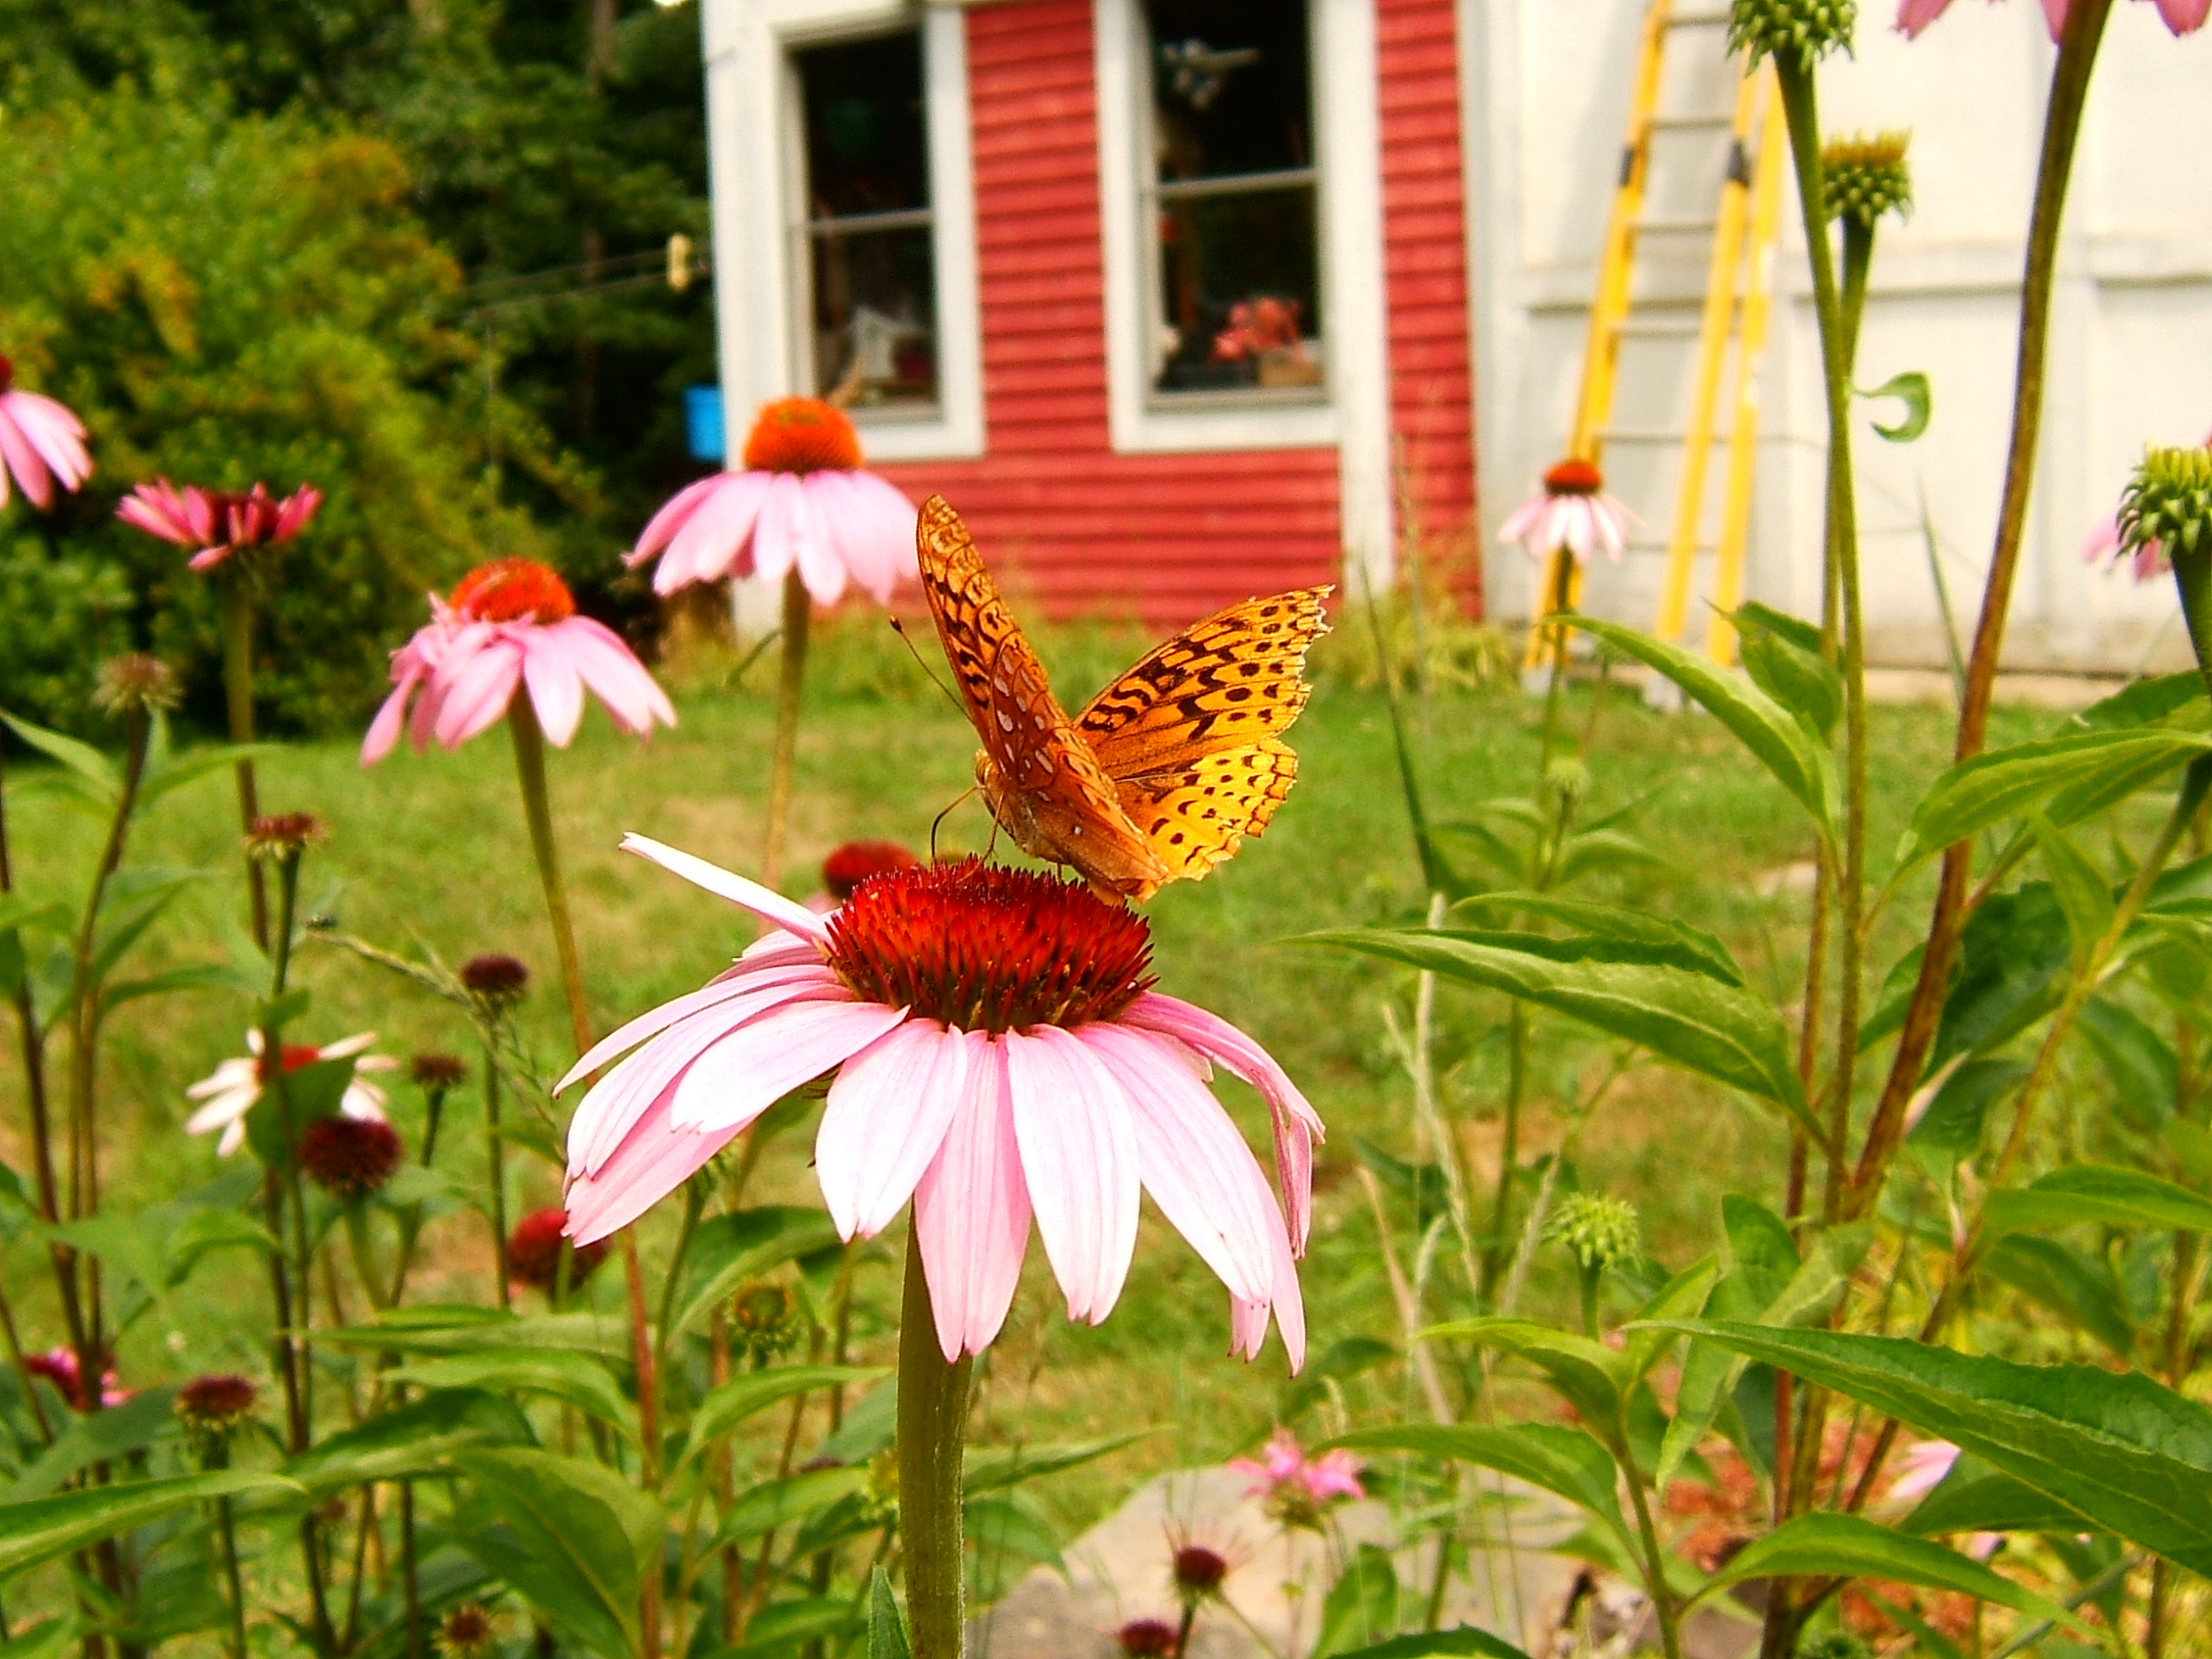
[825,859,1154,1034]
[1543,458,1604,496]
[259,1042,325,1082]
[451,558,576,624]
[743,396,862,474]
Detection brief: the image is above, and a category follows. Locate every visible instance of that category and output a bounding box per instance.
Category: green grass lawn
[0,620,2064,1537]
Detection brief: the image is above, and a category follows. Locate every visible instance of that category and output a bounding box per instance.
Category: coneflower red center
[825,859,1155,1034]
[743,396,862,475]
[451,558,576,624]
[1543,457,1604,496]
[258,1042,325,1083]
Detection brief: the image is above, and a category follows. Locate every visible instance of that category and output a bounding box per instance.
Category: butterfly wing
[1073,587,1330,884]
[915,496,1169,896]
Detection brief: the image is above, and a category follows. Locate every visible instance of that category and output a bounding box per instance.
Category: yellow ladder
[1524,2,1786,676]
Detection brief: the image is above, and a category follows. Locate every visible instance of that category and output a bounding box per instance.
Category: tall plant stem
[897,1220,973,1659]
[508,692,660,1659]
[1849,0,2113,1216]
[0,740,90,1359]
[1621,1449,1684,1659]
[482,1030,510,1309]
[1771,48,1867,1225]
[0,1278,54,1443]
[760,571,812,892]
[214,1493,249,1659]
[220,579,270,949]
[400,1481,423,1659]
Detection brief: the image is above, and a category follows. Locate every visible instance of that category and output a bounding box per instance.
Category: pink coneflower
[300,1117,405,1198]
[1885,1440,2003,1558]
[361,558,675,763]
[558,839,1319,1367]
[26,1348,125,1410]
[628,397,919,607]
[821,839,920,903]
[1898,0,2206,37]
[117,479,322,572]
[186,1031,395,1157]
[0,353,92,510]
[1497,458,1633,565]
[507,1207,609,1293]
[1229,1429,1364,1529]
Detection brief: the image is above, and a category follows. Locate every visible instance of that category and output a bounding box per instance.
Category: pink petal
[5,393,91,497]
[750,471,805,590]
[117,481,197,546]
[558,959,840,1094]
[1497,493,1546,546]
[1229,1184,1307,1372]
[620,833,832,944]
[1078,1024,1276,1304]
[0,406,51,510]
[2041,0,2071,38]
[555,618,676,736]
[1003,1026,1140,1324]
[565,1085,736,1243]
[1122,993,1320,1255]
[521,631,587,746]
[1894,0,1956,34]
[430,636,524,749]
[816,1019,970,1239]
[913,1032,1032,1361]
[275,485,322,541]
[360,670,421,765]
[669,998,909,1133]
[631,473,724,566]
[2153,0,2210,28]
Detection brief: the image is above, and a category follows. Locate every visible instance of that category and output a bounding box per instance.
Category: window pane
[797,32,928,217]
[809,224,937,408]
[1153,187,1320,395]
[1145,1,1312,182]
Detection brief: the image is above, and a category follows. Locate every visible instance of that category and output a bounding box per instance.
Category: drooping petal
[630,473,723,565]
[913,1031,1032,1361]
[669,998,909,1133]
[749,471,806,589]
[1003,1025,1140,1324]
[1228,1181,1307,1373]
[2040,0,2071,39]
[430,636,525,749]
[360,667,423,766]
[1077,1024,1276,1304]
[520,630,587,746]
[2155,0,2210,30]
[663,472,773,590]
[620,833,833,945]
[1894,0,1957,36]
[816,1018,970,1239]
[565,1084,736,1243]
[787,475,848,607]
[0,406,51,510]
[558,618,676,736]
[558,961,839,1094]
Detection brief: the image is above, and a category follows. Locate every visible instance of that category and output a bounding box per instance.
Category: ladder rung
[1649,115,1733,132]
[1614,318,1706,339]
[1665,9,1733,24]
[1625,538,1716,553]
[1635,216,1721,235]
[1599,428,1731,444]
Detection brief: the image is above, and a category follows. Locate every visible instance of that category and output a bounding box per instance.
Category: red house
[702,0,1480,622]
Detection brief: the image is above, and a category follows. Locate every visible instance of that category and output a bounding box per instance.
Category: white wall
[1462,0,2212,673]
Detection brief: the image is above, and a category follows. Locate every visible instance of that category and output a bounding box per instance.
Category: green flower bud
[1821,132,1912,229]
[1544,1192,1641,1272]
[1730,0,1856,63]
[2120,446,2212,567]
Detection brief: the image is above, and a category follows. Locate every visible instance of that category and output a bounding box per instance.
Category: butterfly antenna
[929,787,976,864]
[887,615,968,716]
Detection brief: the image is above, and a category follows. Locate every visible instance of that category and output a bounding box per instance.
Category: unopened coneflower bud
[93,653,181,718]
[731,1278,803,1363]
[1171,1542,1230,1605]
[411,1052,468,1090]
[438,1604,498,1659]
[299,1116,404,1198]
[460,953,530,1010]
[1117,1619,1179,1657]
[1729,0,1856,63]
[1821,132,1912,230]
[246,812,328,862]
[176,1372,257,1452]
[2120,447,2212,568]
[1545,1191,1642,1272]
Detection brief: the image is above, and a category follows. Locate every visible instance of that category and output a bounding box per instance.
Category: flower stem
[220,579,270,951]
[897,1218,973,1659]
[483,1029,510,1310]
[1619,1446,1683,1659]
[1848,0,2113,1216]
[400,1480,423,1659]
[760,571,812,892]
[507,695,593,1058]
[214,1493,249,1659]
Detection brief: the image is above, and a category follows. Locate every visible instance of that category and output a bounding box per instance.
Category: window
[1140,2,1323,402]
[792,29,938,412]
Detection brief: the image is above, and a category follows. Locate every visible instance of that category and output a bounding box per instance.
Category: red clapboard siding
[871,0,1341,628]
[1376,0,1482,610]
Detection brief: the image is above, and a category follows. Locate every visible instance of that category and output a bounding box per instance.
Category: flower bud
[2120,446,2212,568]
[300,1116,404,1198]
[1545,1191,1642,1271]
[1821,132,1911,230]
[1729,0,1856,63]
[93,654,181,718]
[730,1279,804,1364]
[460,953,530,1011]
[176,1372,257,1454]
[246,812,329,863]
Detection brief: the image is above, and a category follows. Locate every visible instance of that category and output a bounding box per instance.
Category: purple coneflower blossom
[117,479,321,571]
[1497,458,1633,566]
[558,838,1320,1368]
[0,353,92,510]
[1898,0,2206,37]
[186,1031,394,1157]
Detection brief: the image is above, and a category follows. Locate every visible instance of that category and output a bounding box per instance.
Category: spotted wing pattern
[915,496,1167,895]
[1117,739,1300,884]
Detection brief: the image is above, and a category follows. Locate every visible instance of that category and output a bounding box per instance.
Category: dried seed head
[93,654,181,718]
[1117,1619,1179,1657]
[438,1604,498,1659]
[299,1117,404,1198]
[176,1372,258,1449]
[507,1209,608,1293]
[460,953,530,1010]
[410,1052,468,1089]
[246,812,329,862]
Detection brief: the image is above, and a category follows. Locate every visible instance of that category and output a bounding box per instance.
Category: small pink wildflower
[1897,0,2206,38]
[117,479,322,571]
[1229,1429,1363,1529]
[0,353,92,510]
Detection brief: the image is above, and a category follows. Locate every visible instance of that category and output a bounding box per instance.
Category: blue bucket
[683,386,726,463]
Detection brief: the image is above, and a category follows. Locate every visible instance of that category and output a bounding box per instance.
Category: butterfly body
[917,495,1330,902]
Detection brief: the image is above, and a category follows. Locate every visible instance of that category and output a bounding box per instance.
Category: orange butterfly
[916,494,1331,903]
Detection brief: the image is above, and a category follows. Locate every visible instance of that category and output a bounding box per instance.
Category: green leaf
[100,962,263,1016]
[1731,603,1842,743]
[1899,731,2212,873]
[2032,816,2116,965]
[391,1351,635,1436]
[1553,828,1666,888]
[1330,1632,1532,1659]
[674,1207,843,1339]
[1859,370,1932,443]
[715,1466,871,1548]
[322,1307,627,1358]
[282,1389,535,1494]
[0,1471,301,1577]
[1722,1195,1798,1298]
[1926,886,2071,1075]
[964,1430,1154,1494]
[1640,1320,2212,1574]
[1764,1222,1874,1330]
[1691,1512,2082,1631]
[137,742,280,809]
[2079,999,2180,1119]
[1421,1318,1629,1428]
[0,711,117,797]
[1623,1254,1720,1383]
[868,1567,912,1659]
[1327,1425,1632,1553]
[1981,1237,2136,1358]
[729,1598,854,1653]
[1902,1455,2093,1538]
[452,1448,659,1659]
[1985,1164,2212,1238]
[1433,818,1527,887]
[1449,895,1745,985]
[679,1366,886,1469]
[1567,617,1837,841]
[2166,1118,2212,1184]
[1905,1059,2027,1169]
[2071,673,2206,732]
[1313,1544,1398,1657]
[9,1389,180,1501]
[1302,928,1807,1125]
[244,1056,358,1167]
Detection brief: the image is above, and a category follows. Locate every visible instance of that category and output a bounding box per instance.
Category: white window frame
[1094,0,1392,582]
[703,0,983,461]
